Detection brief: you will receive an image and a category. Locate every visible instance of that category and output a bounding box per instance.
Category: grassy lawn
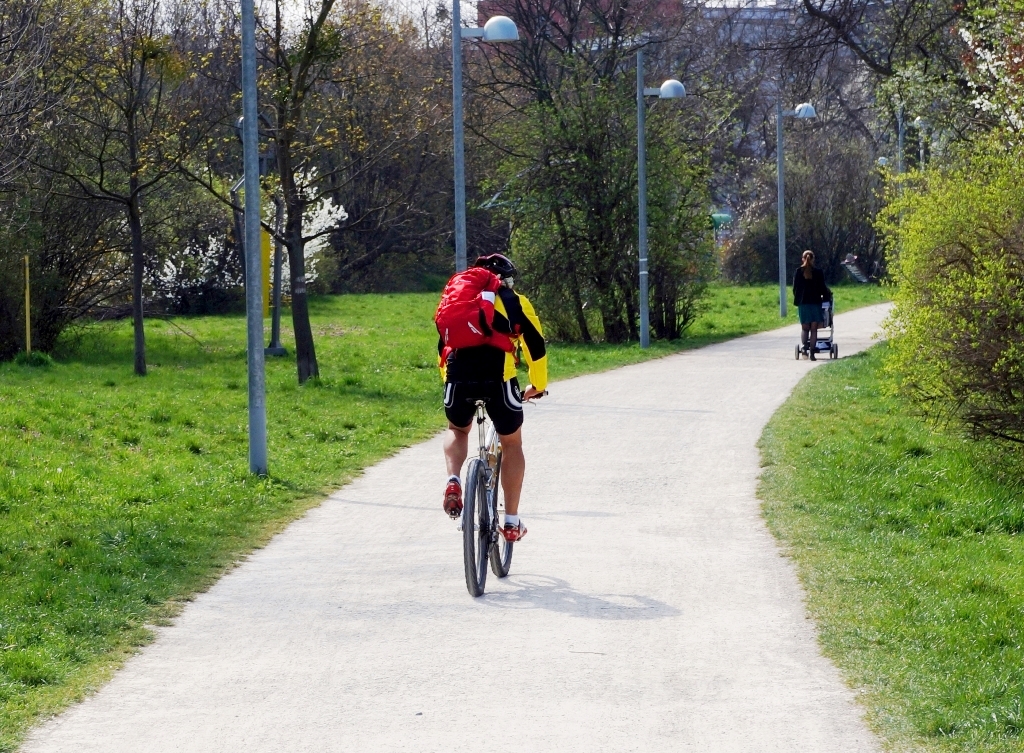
[760,345,1024,752]
[0,283,887,750]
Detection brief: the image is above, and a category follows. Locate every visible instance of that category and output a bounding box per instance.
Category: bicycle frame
[474,401,501,501]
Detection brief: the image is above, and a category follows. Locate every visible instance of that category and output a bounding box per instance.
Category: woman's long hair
[801,250,815,279]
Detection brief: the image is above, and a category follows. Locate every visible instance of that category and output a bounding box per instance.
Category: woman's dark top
[793,267,829,306]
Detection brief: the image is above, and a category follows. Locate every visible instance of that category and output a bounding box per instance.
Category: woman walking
[793,250,830,360]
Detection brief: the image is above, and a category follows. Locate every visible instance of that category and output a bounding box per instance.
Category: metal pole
[23,255,31,355]
[241,0,268,475]
[451,0,468,272]
[776,101,787,319]
[897,106,905,177]
[266,194,286,356]
[637,49,650,348]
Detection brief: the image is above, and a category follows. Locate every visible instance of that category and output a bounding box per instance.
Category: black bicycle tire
[488,454,513,578]
[462,458,489,597]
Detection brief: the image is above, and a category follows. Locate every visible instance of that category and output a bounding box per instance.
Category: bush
[0,186,128,359]
[14,351,55,367]
[880,140,1024,443]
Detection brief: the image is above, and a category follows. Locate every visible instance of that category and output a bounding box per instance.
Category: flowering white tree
[270,172,348,290]
[961,1,1024,133]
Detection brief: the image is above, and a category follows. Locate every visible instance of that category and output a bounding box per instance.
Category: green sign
[711,212,733,229]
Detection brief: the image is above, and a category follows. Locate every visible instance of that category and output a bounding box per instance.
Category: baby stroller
[795,292,838,360]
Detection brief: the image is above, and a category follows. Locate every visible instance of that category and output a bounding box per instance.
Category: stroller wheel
[830,343,838,359]
[795,344,802,360]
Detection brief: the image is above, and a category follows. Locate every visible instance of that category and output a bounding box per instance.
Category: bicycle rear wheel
[488,455,513,577]
[462,459,490,596]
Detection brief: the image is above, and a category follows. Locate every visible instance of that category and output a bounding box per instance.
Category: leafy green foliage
[761,345,1024,752]
[880,140,1024,443]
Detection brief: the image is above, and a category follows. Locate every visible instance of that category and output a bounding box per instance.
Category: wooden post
[23,255,31,355]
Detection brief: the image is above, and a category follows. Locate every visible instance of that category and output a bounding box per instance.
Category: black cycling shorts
[443,378,524,436]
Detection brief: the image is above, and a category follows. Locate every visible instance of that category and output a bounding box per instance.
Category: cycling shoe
[501,520,527,542]
[443,479,463,519]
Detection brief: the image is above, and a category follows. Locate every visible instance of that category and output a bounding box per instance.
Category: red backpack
[435,268,516,354]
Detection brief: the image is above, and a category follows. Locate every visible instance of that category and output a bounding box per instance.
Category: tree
[0,0,55,189]
[320,12,451,293]
[40,0,215,375]
[723,120,885,284]
[469,0,716,342]
[492,58,714,343]
[794,0,966,79]
[188,0,446,381]
[959,0,1024,135]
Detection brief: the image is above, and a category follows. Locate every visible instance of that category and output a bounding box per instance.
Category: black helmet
[473,253,517,279]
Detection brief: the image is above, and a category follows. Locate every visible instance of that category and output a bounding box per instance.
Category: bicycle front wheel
[488,454,513,578]
[462,459,490,597]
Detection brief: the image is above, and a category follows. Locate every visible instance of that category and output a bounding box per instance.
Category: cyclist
[440,253,547,542]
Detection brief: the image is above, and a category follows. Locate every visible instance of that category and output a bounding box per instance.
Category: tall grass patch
[760,345,1024,752]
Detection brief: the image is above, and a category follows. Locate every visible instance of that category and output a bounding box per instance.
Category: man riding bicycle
[440,253,547,542]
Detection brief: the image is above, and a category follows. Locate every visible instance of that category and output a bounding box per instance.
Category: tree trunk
[571,281,591,343]
[599,292,629,343]
[557,225,591,343]
[285,227,319,384]
[277,114,320,383]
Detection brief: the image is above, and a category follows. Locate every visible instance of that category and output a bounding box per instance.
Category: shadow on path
[481,574,679,620]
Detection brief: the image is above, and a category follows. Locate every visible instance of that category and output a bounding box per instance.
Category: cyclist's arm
[515,294,548,393]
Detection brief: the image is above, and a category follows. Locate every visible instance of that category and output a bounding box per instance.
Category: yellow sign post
[23,255,31,355]
[261,229,271,318]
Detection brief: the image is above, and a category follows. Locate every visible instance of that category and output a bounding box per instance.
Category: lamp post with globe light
[637,47,685,348]
[775,100,816,318]
[451,10,519,272]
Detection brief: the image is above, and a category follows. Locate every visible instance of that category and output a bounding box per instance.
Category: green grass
[0,284,888,750]
[760,345,1024,752]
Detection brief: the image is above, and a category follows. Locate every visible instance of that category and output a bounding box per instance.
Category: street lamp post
[912,116,927,167]
[451,8,518,272]
[240,0,267,475]
[636,47,685,348]
[775,100,816,318]
[897,106,905,176]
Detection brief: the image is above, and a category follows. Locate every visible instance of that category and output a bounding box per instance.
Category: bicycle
[462,398,512,597]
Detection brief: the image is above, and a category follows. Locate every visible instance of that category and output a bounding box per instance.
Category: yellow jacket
[438,286,548,391]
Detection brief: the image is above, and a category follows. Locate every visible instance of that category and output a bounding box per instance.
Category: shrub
[14,351,55,367]
[880,140,1024,443]
[0,187,128,360]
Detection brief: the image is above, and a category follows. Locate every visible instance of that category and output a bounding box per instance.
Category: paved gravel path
[24,304,890,753]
